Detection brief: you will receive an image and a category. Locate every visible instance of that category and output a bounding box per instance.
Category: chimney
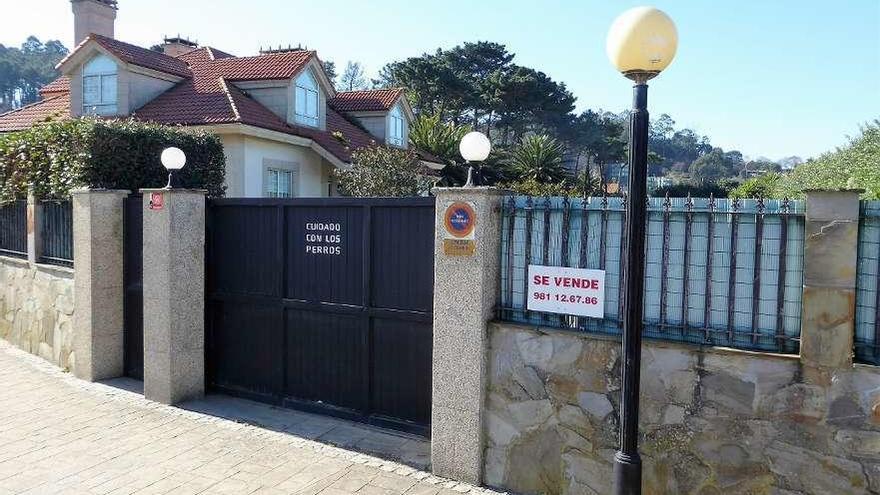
[161,36,198,57]
[71,0,117,45]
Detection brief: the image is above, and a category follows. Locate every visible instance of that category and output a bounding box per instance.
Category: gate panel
[284,309,367,413]
[123,194,144,379]
[286,207,364,305]
[371,206,435,312]
[371,317,432,425]
[206,198,435,434]
[210,302,283,399]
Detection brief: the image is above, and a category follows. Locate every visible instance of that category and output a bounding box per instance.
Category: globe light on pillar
[459,131,491,187]
[606,7,677,495]
[161,146,186,189]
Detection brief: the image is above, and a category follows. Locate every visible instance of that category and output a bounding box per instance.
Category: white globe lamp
[606,6,678,82]
[161,147,186,189]
[459,131,492,186]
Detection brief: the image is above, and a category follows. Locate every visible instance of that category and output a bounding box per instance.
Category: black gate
[206,198,435,435]
[123,194,144,379]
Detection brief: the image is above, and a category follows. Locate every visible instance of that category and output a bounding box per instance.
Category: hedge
[0,118,226,202]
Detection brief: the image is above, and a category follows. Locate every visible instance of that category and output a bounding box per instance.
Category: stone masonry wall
[0,256,75,369]
[485,322,880,495]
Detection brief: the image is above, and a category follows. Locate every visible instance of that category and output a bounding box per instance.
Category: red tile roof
[39,77,70,96]
[0,94,71,132]
[207,50,315,81]
[329,88,405,112]
[57,34,191,78]
[174,46,235,65]
[133,68,376,163]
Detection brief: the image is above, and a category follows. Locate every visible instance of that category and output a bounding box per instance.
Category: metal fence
[855,201,880,365]
[0,200,27,258]
[499,195,806,353]
[40,200,73,266]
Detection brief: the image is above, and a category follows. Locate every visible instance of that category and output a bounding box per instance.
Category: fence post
[800,189,862,371]
[71,188,129,381]
[141,189,205,405]
[26,186,42,266]
[431,187,502,485]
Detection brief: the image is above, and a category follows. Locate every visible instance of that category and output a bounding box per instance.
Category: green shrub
[0,117,226,202]
[336,144,435,197]
[729,173,782,199]
[776,121,880,200]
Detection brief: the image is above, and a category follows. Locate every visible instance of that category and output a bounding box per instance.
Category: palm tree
[508,134,568,183]
[409,112,472,186]
[409,112,471,165]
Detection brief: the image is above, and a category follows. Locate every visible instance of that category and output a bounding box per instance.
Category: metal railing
[499,195,805,353]
[0,200,27,258]
[40,200,73,266]
[855,201,880,365]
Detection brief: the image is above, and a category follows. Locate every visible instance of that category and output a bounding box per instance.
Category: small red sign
[149,192,164,210]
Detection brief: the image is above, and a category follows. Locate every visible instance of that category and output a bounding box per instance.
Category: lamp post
[161,146,187,189]
[459,131,491,187]
[606,7,678,495]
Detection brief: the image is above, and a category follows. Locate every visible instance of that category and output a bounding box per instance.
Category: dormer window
[82,54,117,116]
[388,104,406,147]
[294,70,319,127]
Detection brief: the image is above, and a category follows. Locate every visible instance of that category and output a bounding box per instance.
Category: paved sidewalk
[0,342,501,495]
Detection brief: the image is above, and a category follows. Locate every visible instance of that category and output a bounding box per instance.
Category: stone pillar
[431,187,503,485]
[26,186,43,266]
[800,190,862,370]
[72,189,128,381]
[141,189,205,405]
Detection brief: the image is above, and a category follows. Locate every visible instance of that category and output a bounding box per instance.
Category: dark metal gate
[206,197,435,434]
[123,194,144,379]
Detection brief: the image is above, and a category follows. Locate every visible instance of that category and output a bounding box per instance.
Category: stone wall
[0,256,75,369]
[485,322,880,495]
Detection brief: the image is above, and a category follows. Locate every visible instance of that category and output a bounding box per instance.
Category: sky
[5,0,879,161]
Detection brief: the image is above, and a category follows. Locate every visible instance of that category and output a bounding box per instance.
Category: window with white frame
[294,70,319,127]
[388,105,406,147]
[267,169,294,198]
[82,54,117,116]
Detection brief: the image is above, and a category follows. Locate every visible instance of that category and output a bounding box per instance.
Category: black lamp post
[606,7,678,495]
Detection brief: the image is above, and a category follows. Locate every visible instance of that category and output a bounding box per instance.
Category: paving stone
[0,340,497,495]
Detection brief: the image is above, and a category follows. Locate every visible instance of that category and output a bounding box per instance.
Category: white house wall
[220,134,246,197]
[245,86,288,121]
[127,71,176,113]
[237,135,328,198]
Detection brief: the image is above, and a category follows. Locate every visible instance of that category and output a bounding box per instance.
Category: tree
[322,60,337,85]
[689,147,745,183]
[507,134,568,183]
[339,61,367,91]
[729,173,782,199]
[376,41,574,144]
[0,36,69,112]
[335,145,434,197]
[776,121,880,200]
[408,112,471,186]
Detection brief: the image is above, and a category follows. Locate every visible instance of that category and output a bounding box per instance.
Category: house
[0,0,442,198]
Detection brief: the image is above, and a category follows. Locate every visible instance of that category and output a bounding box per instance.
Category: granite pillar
[431,187,503,485]
[71,188,128,381]
[141,189,205,405]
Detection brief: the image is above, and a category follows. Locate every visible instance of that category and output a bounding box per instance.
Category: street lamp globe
[606,6,678,81]
[161,147,186,189]
[459,131,491,162]
[161,147,187,170]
